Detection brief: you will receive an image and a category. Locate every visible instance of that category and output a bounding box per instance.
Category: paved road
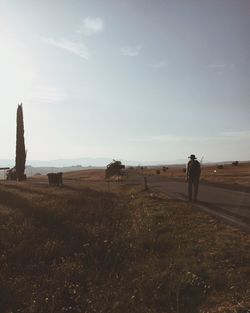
[148,178,250,231]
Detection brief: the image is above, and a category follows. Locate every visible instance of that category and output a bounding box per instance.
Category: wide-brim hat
[188,154,197,159]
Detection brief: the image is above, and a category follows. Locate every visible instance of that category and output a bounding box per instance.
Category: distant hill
[1,157,249,177]
[1,157,179,168]
[25,165,89,177]
[1,157,142,168]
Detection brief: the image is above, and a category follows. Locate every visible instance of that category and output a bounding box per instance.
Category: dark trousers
[188,177,199,201]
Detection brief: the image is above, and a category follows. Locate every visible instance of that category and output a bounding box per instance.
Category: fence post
[144,176,148,190]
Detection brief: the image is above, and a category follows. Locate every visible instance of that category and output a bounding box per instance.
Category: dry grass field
[31,161,250,191]
[200,162,250,189]
[0,172,249,313]
[140,161,250,191]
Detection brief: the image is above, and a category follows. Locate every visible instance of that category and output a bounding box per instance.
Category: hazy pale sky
[0,0,249,163]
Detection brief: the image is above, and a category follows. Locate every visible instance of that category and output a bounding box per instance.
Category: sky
[0,0,249,164]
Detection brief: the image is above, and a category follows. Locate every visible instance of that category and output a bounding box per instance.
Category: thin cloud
[121,45,142,57]
[208,63,235,70]
[208,63,227,69]
[151,60,168,68]
[42,37,90,60]
[27,84,66,103]
[219,130,250,140]
[130,135,198,143]
[131,130,250,144]
[77,17,104,36]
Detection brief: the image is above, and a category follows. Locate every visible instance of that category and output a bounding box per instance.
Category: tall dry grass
[0,182,249,313]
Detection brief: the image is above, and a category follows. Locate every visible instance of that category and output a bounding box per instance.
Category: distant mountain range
[0,157,188,178]
[0,157,188,168]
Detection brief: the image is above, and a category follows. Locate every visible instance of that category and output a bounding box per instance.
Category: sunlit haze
[0,0,249,165]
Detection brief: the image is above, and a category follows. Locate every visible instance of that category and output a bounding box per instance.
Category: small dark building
[6,168,17,181]
[47,172,63,186]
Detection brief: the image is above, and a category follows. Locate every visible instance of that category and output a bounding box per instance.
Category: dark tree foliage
[15,103,27,181]
[217,164,224,169]
[105,160,125,178]
[232,161,239,166]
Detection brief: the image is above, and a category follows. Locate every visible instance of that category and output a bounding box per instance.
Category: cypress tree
[15,103,26,181]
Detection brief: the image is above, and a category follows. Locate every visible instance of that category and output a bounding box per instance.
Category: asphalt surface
[148,178,250,231]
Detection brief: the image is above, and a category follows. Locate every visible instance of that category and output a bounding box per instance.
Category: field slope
[0,181,249,313]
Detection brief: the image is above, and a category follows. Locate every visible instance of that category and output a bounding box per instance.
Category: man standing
[186,154,201,202]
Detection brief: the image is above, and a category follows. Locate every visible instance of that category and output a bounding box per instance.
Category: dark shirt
[187,159,201,180]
